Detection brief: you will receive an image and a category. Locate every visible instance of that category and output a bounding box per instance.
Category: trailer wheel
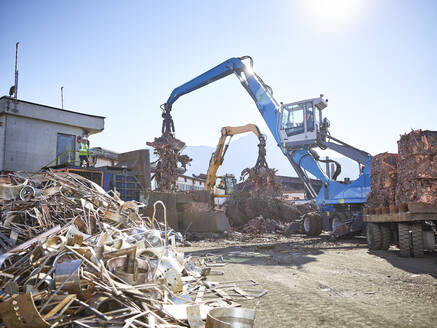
[398,223,411,257]
[411,223,424,258]
[366,223,382,250]
[303,213,322,237]
[380,224,391,251]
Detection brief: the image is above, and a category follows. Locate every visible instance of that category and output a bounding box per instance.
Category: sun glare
[300,0,366,30]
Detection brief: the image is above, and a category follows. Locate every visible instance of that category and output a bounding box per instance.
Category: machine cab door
[279,97,327,150]
[223,174,236,195]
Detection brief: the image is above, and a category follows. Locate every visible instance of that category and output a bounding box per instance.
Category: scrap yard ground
[185,234,437,328]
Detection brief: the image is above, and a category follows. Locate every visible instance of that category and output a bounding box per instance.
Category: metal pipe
[14,42,19,99]
[61,86,64,109]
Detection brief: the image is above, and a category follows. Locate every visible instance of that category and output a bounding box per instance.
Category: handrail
[36,150,82,174]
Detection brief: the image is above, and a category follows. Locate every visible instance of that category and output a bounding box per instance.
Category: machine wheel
[303,213,322,237]
[366,223,382,250]
[380,224,391,251]
[331,216,342,232]
[411,223,424,258]
[331,212,347,232]
[398,223,412,257]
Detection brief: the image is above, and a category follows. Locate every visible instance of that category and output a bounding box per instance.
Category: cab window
[281,104,304,137]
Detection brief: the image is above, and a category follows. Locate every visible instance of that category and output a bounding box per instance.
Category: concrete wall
[0,97,104,132]
[0,115,5,172]
[1,114,85,172]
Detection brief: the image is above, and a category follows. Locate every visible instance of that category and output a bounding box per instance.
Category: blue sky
[1,0,436,159]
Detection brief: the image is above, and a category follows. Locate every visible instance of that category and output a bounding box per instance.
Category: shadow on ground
[187,235,437,277]
[369,248,437,278]
[186,236,368,269]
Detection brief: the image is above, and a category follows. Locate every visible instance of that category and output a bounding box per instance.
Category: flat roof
[0,96,105,119]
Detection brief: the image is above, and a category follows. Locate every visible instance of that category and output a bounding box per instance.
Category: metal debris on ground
[225,191,316,228]
[147,133,192,191]
[0,171,262,327]
[239,217,286,234]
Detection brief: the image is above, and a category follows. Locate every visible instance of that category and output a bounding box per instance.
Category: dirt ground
[183,233,437,328]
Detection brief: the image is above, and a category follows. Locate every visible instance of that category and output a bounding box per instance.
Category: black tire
[380,224,391,251]
[366,223,382,250]
[303,213,322,237]
[398,223,412,257]
[411,223,424,258]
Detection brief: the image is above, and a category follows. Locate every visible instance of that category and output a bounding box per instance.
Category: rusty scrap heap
[225,191,316,228]
[240,139,282,196]
[147,134,192,192]
[367,152,398,207]
[240,167,282,196]
[368,130,437,207]
[395,130,437,204]
[0,171,263,327]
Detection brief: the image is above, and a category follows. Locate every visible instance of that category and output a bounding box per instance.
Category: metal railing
[39,150,84,171]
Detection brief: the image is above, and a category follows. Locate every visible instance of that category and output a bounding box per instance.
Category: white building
[0,96,104,173]
[176,174,205,191]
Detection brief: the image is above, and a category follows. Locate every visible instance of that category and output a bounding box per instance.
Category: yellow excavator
[204,124,268,202]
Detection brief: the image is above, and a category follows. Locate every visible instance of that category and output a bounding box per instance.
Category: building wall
[2,114,84,172]
[0,97,104,173]
[0,115,6,172]
[150,175,205,191]
[177,175,205,191]
[283,190,305,200]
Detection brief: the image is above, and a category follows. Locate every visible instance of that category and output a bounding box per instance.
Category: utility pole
[61,86,64,109]
[14,42,19,99]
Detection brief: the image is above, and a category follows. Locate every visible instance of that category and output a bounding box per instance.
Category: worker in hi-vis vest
[79,137,90,167]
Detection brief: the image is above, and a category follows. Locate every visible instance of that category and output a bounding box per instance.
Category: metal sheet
[0,293,50,328]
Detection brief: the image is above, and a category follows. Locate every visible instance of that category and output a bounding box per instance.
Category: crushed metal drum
[206,307,255,328]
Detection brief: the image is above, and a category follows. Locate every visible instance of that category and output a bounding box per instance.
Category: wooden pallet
[363,202,437,223]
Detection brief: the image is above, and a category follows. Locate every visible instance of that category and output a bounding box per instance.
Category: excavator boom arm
[161,56,282,145]
[205,124,266,191]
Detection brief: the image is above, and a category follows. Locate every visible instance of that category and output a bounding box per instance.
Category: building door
[56,133,75,165]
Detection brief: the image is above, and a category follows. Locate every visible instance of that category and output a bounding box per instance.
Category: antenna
[61,86,64,109]
[14,42,19,99]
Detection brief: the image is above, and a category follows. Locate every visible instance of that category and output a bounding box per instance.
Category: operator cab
[279,96,328,150]
[215,174,236,195]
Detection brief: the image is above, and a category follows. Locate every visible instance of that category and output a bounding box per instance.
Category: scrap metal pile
[367,152,398,207]
[239,167,282,196]
[368,130,437,207]
[0,171,263,327]
[224,137,298,229]
[147,133,192,192]
[396,130,437,204]
[239,217,286,234]
[240,138,282,196]
[225,191,316,228]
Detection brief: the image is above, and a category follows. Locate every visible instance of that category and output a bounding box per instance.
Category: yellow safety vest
[79,142,89,156]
